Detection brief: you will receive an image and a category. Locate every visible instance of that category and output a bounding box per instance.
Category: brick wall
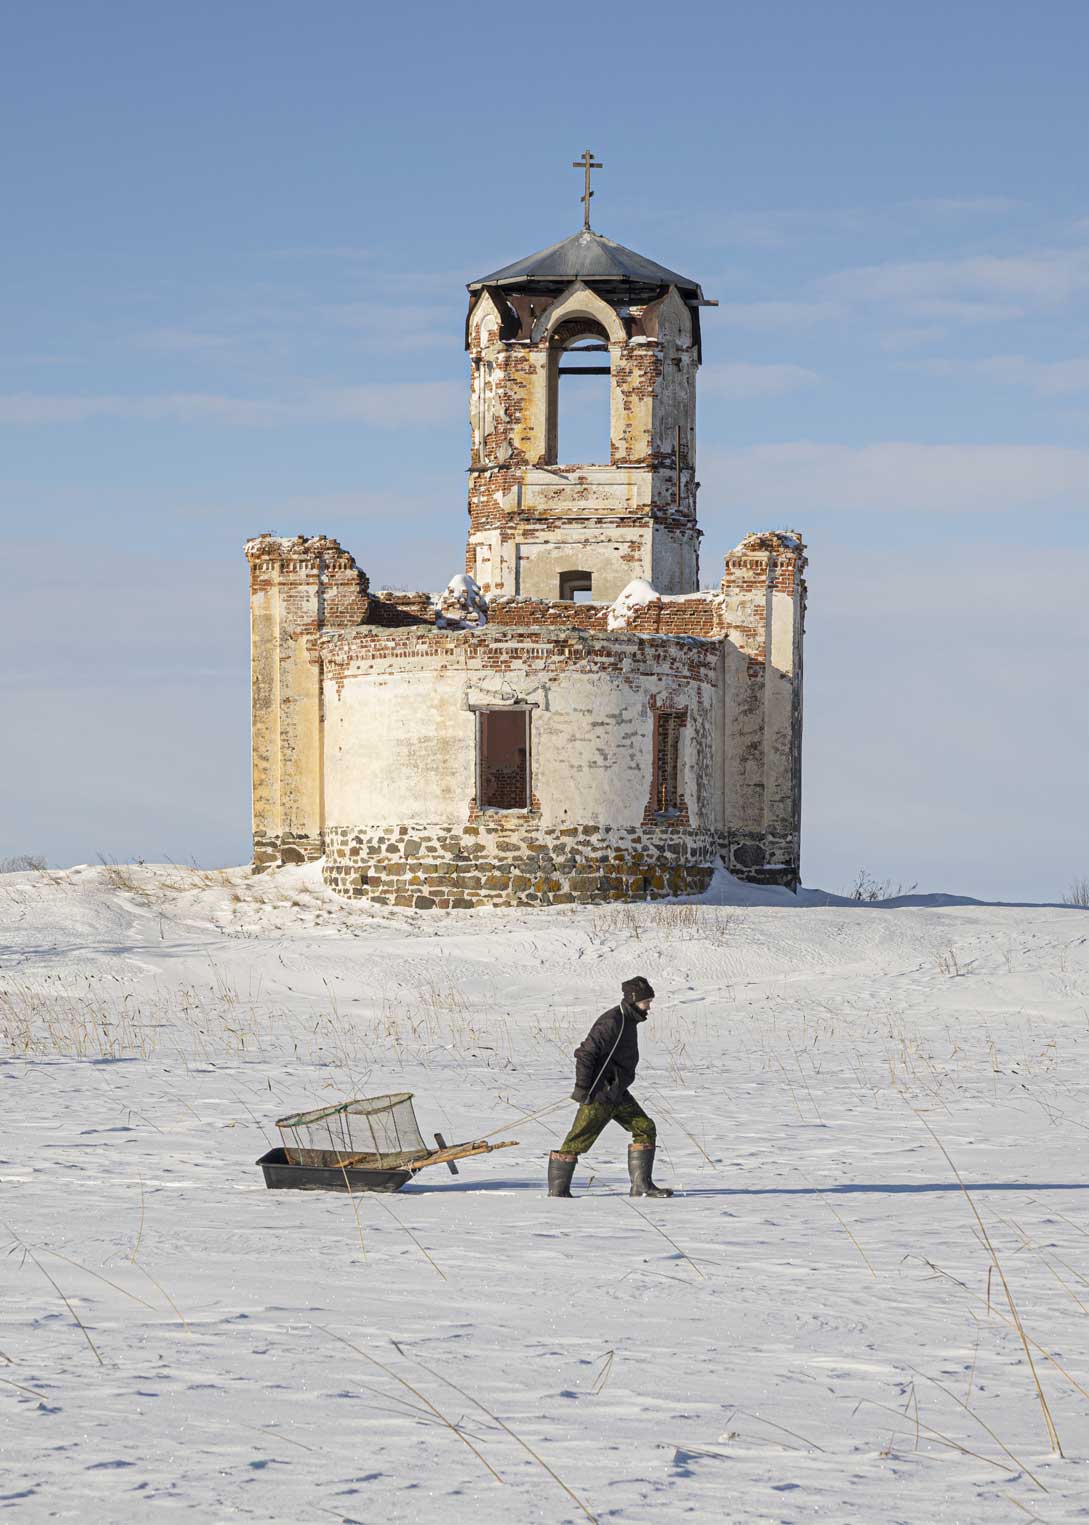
[245,534,369,871]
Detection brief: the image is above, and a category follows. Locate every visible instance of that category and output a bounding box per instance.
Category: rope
[479,1006,636,1144]
[479,1096,570,1141]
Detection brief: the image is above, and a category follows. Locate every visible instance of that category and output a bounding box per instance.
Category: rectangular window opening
[655,713,683,815]
[559,570,593,602]
[478,708,530,811]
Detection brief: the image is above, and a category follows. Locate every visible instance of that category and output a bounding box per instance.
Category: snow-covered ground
[2,862,1088,1523]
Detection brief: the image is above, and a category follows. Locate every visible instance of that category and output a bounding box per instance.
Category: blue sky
[2,0,1086,899]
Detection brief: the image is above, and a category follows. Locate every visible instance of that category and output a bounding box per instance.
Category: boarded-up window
[655,712,683,814]
[478,709,530,810]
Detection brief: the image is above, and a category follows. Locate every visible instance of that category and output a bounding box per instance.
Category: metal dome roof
[467,229,704,299]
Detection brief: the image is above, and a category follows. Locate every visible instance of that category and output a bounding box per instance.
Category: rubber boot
[628,1143,673,1198]
[548,1152,577,1198]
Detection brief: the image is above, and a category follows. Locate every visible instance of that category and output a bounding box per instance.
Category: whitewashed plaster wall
[320,631,722,834]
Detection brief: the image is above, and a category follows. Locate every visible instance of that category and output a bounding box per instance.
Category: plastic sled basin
[257,1147,410,1193]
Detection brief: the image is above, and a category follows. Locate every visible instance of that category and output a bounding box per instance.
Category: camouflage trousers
[558,1093,656,1156]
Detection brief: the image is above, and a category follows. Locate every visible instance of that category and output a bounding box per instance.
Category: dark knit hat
[622,976,656,1003]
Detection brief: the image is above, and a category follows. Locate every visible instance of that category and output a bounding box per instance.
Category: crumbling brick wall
[718,531,807,886]
[245,534,369,871]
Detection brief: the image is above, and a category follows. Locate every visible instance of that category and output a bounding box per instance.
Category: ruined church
[246,157,807,907]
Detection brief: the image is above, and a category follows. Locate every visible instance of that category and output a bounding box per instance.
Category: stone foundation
[252,833,324,873]
[721,831,801,891]
[323,821,716,908]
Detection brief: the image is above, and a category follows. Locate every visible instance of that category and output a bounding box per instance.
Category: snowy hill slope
[2,863,1088,1522]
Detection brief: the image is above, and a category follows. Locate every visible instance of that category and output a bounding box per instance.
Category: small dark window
[655,713,683,814]
[478,709,530,810]
[559,570,592,602]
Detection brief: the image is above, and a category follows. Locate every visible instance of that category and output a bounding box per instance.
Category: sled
[257,1092,518,1193]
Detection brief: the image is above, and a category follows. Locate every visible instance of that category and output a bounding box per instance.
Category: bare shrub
[1062,876,1089,908]
[0,854,47,873]
[935,946,963,977]
[96,853,153,901]
[849,867,918,902]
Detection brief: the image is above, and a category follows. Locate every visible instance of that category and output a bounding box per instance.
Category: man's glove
[571,1088,589,1104]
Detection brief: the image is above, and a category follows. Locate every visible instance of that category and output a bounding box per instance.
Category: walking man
[548,975,673,1199]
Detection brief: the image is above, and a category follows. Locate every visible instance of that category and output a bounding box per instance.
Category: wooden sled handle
[406,1138,519,1173]
[332,1138,519,1172]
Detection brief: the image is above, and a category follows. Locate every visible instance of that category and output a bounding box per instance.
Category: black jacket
[573,1002,646,1103]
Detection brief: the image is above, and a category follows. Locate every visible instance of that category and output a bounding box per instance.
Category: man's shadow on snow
[404,1178,1089,1196]
[658,1181,1089,1197]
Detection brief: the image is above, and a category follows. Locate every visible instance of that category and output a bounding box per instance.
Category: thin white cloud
[718,300,843,330]
[906,354,1089,395]
[130,327,233,354]
[906,298,1025,324]
[0,382,463,428]
[878,326,948,352]
[703,441,1089,514]
[320,300,458,350]
[700,362,819,399]
[977,355,1089,394]
[318,382,461,425]
[911,196,1022,215]
[824,248,1089,306]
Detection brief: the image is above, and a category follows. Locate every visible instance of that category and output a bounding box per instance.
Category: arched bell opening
[546,317,611,467]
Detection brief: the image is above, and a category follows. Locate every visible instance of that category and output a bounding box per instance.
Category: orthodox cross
[572,148,603,232]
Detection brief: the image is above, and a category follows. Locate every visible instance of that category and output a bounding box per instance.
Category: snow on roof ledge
[608,578,661,631]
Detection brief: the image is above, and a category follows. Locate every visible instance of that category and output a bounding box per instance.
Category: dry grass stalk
[41,1248,157,1311]
[318,1326,503,1484]
[774,1057,806,1122]
[338,1165,367,1257]
[1003,1218,1089,1317]
[793,1053,825,1123]
[906,1365,1045,1492]
[372,1197,446,1281]
[0,1372,48,1399]
[965,1330,980,1407]
[591,1350,614,1395]
[906,1381,920,1450]
[622,1198,705,1279]
[909,1110,1063,1455]
[395,1341,599,1524]
[1004,1492,1049,1521]
[801,1178,877,1278]
[920,1256,1089,1405]
[6,1223,104,1365]
[734,1408,826,1452]
[130,1175,145,1263]
[642,1086,715,1167]
[860,1398,1026,1477]
[132,1260,191,1334]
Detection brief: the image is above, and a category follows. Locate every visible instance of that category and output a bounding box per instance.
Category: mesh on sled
[276,1093,429,1168]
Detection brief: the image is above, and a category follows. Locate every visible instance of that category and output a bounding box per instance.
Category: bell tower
[464,156,714,602]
